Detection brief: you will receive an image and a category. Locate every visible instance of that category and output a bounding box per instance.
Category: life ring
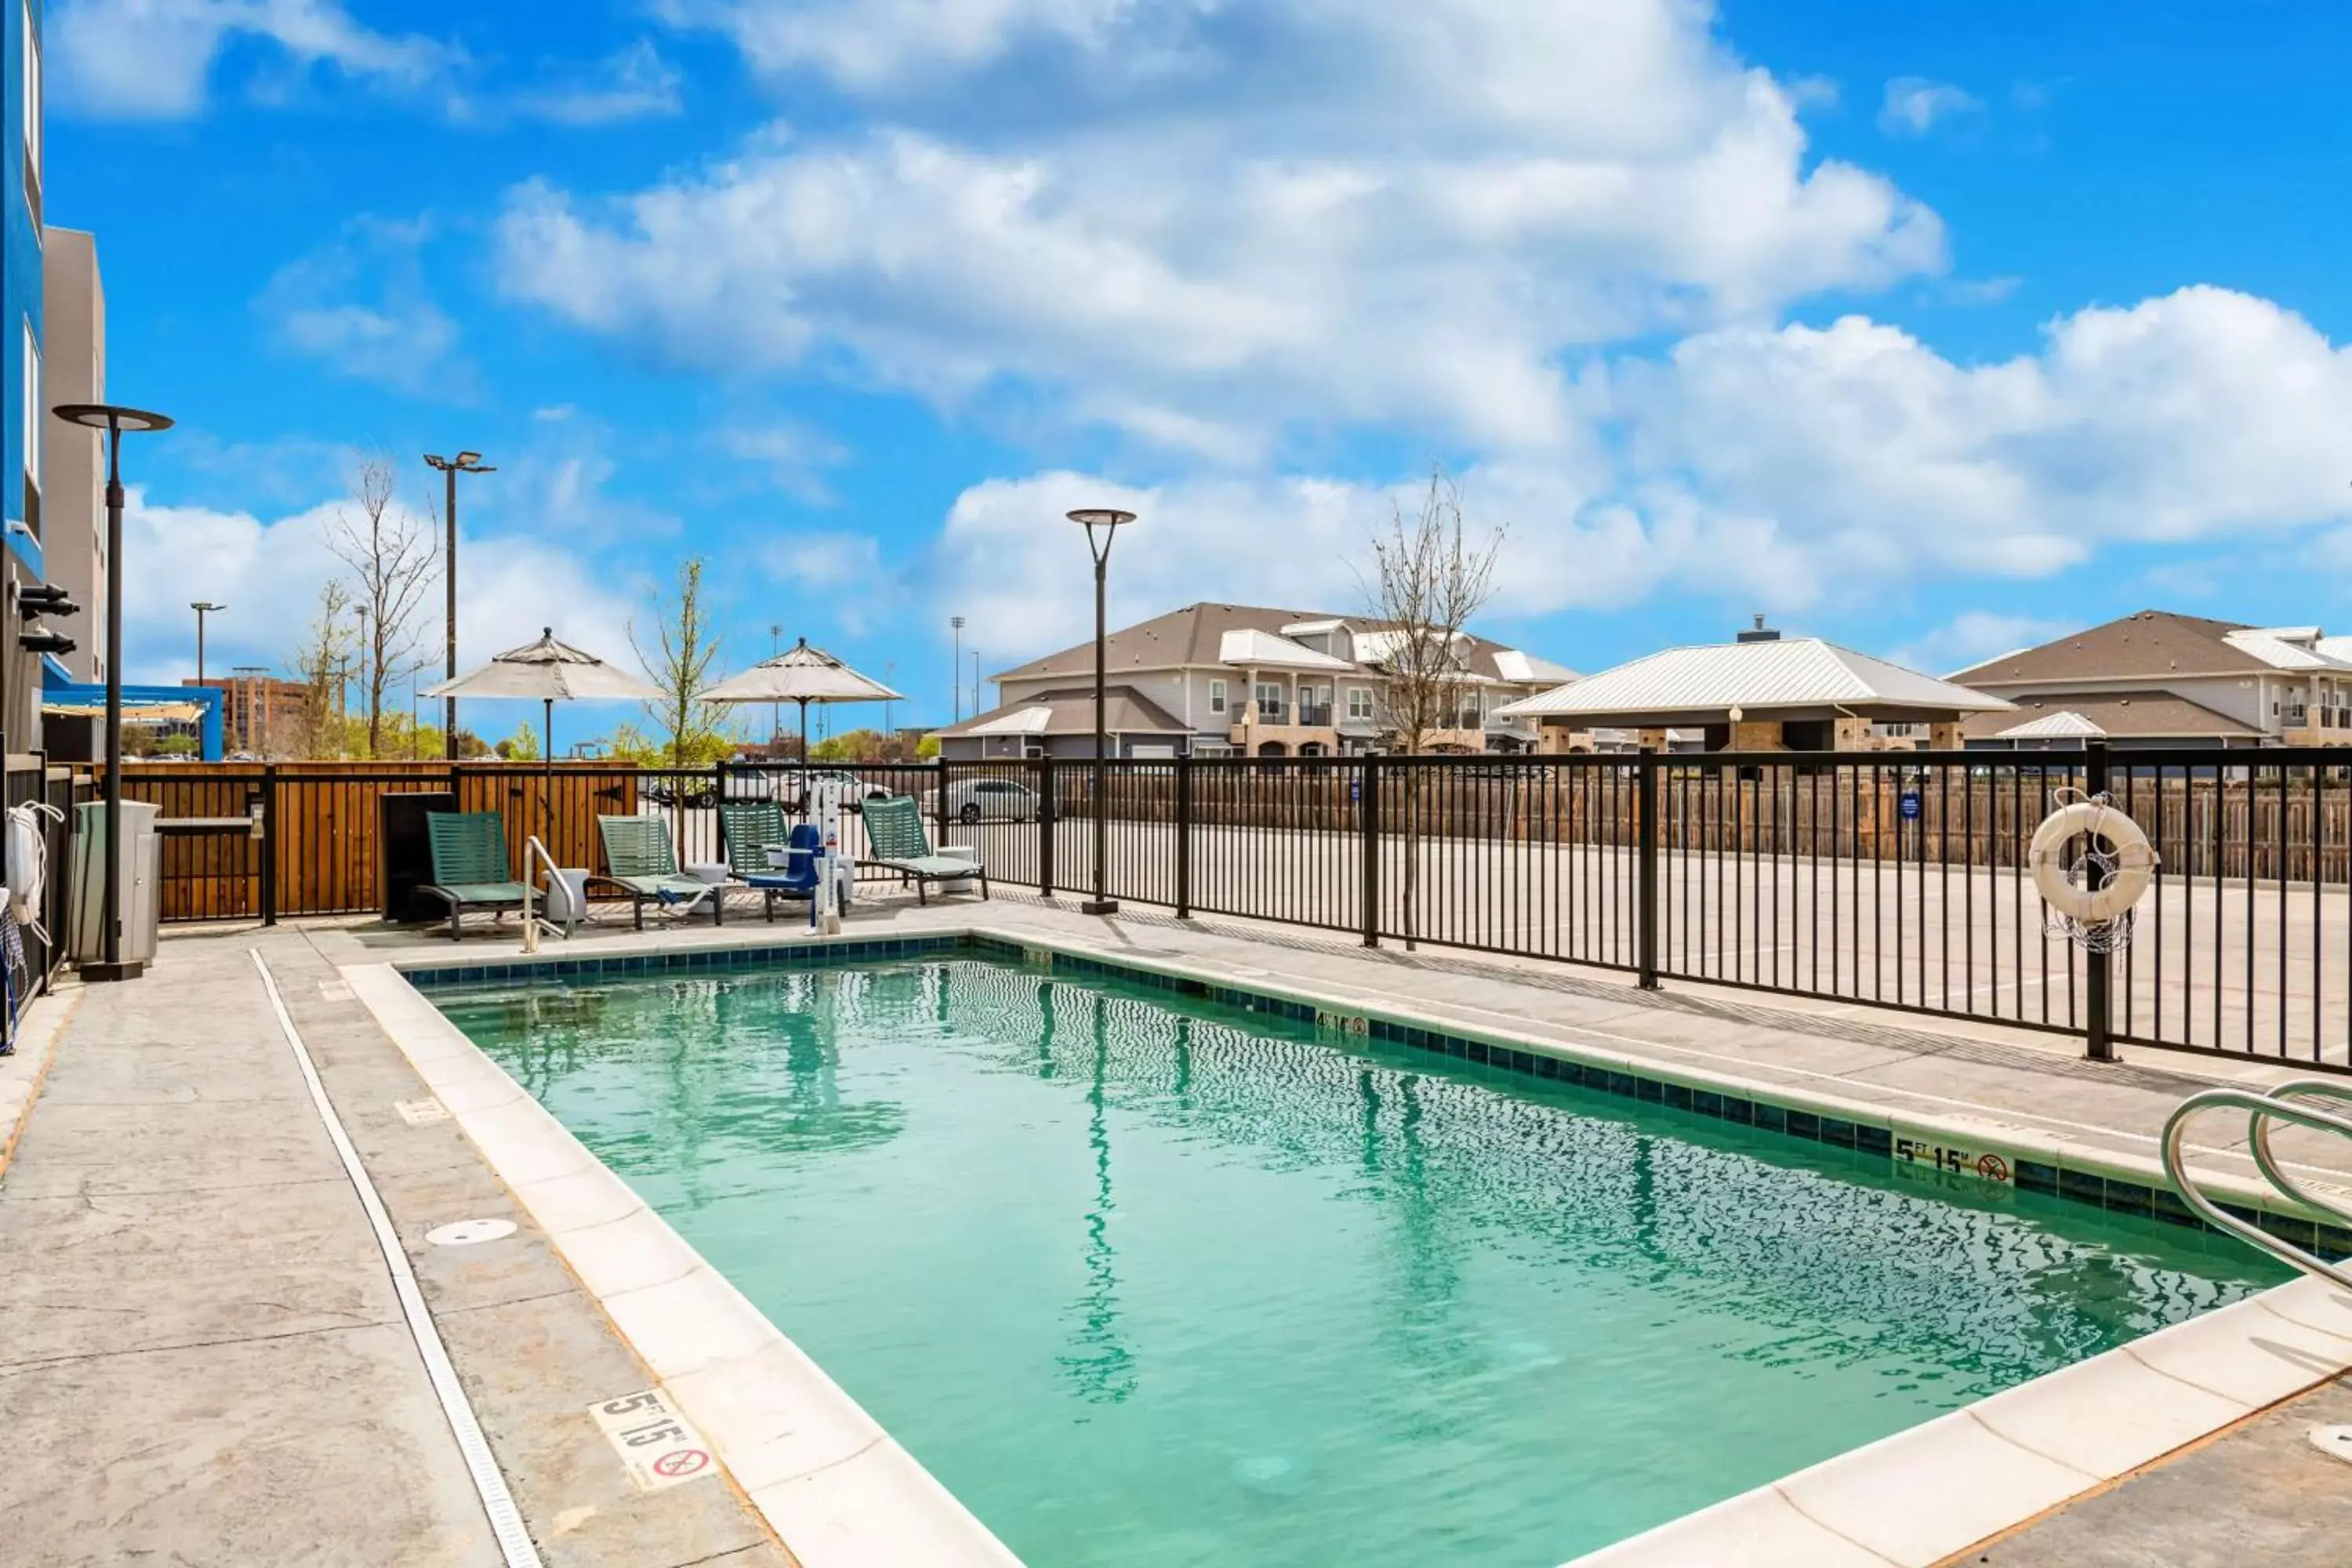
[2029,800,2156,924]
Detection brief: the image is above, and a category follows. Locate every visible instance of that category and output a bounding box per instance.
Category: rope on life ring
[2029,795,2157,925]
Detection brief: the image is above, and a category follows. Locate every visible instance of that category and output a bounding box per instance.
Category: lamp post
[423,450,495,758]
[951,615,965,723]
[53,402,174,982]
[1067,508,1135,916]
[191,601,224,688]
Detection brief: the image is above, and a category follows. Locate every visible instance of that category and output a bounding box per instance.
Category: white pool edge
[361,924,2352,1568]
[342,960,1024,1568]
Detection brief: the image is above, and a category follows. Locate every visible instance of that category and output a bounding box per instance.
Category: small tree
[324,456,440,759]
[495,722,542,761]
[286,582,356,759]
[628,556,736,768]
[1360,469,1504,947]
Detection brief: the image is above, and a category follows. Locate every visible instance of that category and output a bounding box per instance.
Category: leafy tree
[629,556,737,768]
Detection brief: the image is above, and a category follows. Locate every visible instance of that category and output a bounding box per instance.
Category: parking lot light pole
[1067,508,1134,916]
[423,450,495,757]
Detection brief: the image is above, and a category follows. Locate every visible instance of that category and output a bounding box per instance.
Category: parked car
[943,777,1041,824]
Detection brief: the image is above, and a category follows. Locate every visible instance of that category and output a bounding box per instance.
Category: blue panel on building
[2,0,40,580]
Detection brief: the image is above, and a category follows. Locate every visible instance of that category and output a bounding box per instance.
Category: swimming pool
[431,952,2285,1567]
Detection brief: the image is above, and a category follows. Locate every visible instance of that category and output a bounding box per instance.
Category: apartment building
[935,602,1577,760]
[1951,611,2352,749]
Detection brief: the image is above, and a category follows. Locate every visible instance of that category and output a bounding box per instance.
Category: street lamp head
[53,402,172,434]
[424,451,496,474]
[1067,506,1137,566]
[191,601,225,613]
[456,451,483,466]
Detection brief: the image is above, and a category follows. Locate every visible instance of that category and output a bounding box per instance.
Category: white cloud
[932,286,2352,655]
[50,0,458,119]
[1878,77,1981,138]
[256,218,471,399]
[511,39,683,126]
[1888,612,2071,677]
[120,481,641,693]
[501,0,1944,457]
[717,422,853,504]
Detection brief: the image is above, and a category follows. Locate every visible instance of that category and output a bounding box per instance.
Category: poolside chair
[719,800,820,921]
[419,811,531,942]
[859,795,988,905]
[594,815,723,930]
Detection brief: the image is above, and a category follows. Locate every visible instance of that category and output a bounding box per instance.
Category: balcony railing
[1297,703,1334,727]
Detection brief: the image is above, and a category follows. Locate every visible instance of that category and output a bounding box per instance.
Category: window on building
[1208,679,1226,714]
[20,320,38,538]
[20,8,39,227]
[1348,687,1373,720]
[1254,681,1284,718]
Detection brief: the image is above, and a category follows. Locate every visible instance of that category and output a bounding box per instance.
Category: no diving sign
[589,1388,719,1493]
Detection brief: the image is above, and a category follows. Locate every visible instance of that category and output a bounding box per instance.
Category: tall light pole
[1068,509,1135,916]
[951,615,965,723]
[423,450,495,758]
[55,401,175,983]
[190,601,224,687]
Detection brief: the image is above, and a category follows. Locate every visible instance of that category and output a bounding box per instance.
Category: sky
[43,0,2352,746]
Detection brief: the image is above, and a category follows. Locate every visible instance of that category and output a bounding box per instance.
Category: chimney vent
[1737,614,1780,644]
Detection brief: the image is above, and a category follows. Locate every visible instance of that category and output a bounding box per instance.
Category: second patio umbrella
[697,637,904,761]
[423,627,661,830]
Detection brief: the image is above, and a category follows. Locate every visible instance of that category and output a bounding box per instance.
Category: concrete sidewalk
[0,930,789,1567]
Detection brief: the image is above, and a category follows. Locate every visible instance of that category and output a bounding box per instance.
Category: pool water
[435,957,2285,1567]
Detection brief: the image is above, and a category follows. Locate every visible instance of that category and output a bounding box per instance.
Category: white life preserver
[2029,800,2157,924]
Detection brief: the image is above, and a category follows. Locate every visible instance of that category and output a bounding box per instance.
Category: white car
[943,777,1041,824]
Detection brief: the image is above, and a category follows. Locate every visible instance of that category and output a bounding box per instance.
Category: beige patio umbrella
[423,627,661,814]
[697,637,904,760]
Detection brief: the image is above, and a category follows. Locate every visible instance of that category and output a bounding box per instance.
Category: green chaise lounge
[419,811,532,942]
[595,815,723,930]
[859,795,987,905]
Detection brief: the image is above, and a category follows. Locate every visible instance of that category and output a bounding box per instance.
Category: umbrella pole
[799,699,811,822]
[543,697,555,851]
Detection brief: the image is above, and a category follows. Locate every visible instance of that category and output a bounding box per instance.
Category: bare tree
[324,456,439,759]
[1360,469,1505,946]
[285,581,355,759]
[629,555,735,768]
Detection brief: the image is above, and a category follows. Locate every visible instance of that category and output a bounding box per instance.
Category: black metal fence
[122,746,2352,1073]
[3,763,89,1048]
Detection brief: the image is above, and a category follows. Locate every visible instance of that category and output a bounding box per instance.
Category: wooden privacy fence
[111,762,644,922]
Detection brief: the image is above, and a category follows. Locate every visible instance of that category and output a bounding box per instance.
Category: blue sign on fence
[1899,791,1922,821]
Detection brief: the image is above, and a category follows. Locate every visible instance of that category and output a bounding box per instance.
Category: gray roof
[1958,689,2263,742]
[1497,637,2010,722]
[993,602,1573,687]
[1952,609,2352,686]
[932,685,1189,740]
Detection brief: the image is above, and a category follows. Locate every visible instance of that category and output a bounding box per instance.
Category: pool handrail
[2161,1083,2352,1289]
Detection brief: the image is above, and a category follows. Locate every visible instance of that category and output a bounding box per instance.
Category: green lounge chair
[420,811,531,942]
[719,801,817,921]
[595,815,723,930]
[859,795,987,905]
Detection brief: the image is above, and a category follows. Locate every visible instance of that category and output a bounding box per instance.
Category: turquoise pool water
[435,957,2285,1567]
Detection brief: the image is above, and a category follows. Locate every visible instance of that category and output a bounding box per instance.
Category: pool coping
[364,924,2352,1568]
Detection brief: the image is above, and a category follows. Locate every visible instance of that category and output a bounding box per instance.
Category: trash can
[69,800,162,966]
[379,791,458,924]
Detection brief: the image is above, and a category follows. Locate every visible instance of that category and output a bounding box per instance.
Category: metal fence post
[934,758,952,848]
[2085,739,2114,1062]
[1360,754,1381,947]
[1039,758,1057,898]
[1637,746,1660,989]
[260,764,279,927]
[1175,752,1193,920]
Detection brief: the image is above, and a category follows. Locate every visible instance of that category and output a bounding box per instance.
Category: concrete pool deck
[5,887,2351,1563]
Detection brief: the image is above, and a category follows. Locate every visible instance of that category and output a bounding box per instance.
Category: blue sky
[46,0,2352,744]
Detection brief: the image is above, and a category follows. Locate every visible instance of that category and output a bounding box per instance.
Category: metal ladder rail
[2161,1083,2352,1289]
[520,834,573,953]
